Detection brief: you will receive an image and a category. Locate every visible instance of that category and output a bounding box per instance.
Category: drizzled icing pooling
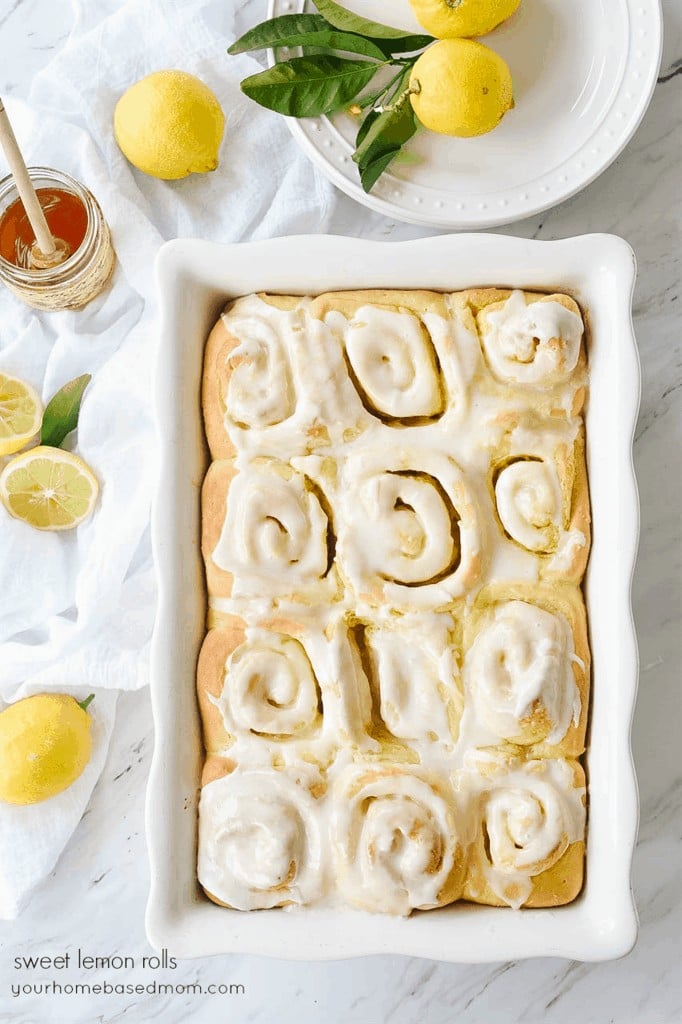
[200,288,590,914]
[480,291,583,386]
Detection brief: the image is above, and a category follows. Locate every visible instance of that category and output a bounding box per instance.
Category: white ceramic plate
[146,233,640,962]
[268,0,662,228]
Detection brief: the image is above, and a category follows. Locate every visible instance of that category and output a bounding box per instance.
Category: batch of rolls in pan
[198,284,591,916]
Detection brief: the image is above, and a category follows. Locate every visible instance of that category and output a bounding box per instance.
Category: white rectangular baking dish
[146,233,640,962]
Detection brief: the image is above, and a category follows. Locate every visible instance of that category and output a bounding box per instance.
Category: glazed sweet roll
[197,624,323,751]
[311,289,481,425]
[476,291,585,390]
[462,756,586,908]
[332,766,466,915]
[202,458,338,607]
[336,447,482,611]
[461,583,589,756]
[358,616,462,750]
[202,294,301,460]
[198,761,325,910]
[490,422,590,582]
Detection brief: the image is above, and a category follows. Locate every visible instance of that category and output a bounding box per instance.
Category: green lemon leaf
[353,71,418,193]
[229,14,329,53]
[241,55,385,117]
[354,69,417,167]
[314,0,430,43]
[40,374,92,449]
[355,106,382,148]
[372,33,434,54]
[359,151,399,193]
[229,14,387,60]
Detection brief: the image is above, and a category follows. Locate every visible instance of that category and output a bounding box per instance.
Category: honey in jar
[0,187,88,268]
[0,167,115,310]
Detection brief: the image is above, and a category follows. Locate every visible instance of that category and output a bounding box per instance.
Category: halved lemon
[0,373,43,457]
[0,446,99,531]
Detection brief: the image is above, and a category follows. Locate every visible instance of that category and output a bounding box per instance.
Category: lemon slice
[0,445,99,531]
[0,373,43,457]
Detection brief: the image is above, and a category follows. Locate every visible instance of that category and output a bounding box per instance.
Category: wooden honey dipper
[0,98,70,269]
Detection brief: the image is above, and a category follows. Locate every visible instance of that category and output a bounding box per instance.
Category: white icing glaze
[335,447,481,610]
[212,463,329,595]
[222,305,295,429]
[547,528,588,572]
[198,766,324,910]
[481,291,583,386]
[215,631,320,738]
[366,624,461,749]
[333,767,460,915]
[343,306,443,419]
[201,291,589,915]
[463,601,580,745]
[495,459,562,552]
[462,757,585,909]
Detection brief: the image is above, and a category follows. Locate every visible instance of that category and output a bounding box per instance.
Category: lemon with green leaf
[0,694,95,805]
[410,39,513,137]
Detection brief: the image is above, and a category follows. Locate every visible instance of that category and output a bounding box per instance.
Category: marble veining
[0,0,680,1022]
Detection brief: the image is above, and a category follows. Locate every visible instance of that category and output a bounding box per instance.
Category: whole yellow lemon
[114,70,225,180]
[409,0,522,38]
[410,39,513,137]
[0,694,94,805]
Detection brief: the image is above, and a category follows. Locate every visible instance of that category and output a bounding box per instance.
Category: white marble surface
[0,1,680,1022]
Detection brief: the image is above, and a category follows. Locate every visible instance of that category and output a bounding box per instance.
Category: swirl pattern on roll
[485,782,568,877]
[338,450,481,608]
[198,768,323,910]
[495,459,562,552]
[212,464,329,588]
[464,601,579,745]
[222,633,320,737]
[333,768,462,914]
[480,291,583,386]
[223,311,295,429]
[343,306,444,420]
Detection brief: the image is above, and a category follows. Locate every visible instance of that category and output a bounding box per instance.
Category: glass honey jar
[0,167,115,311]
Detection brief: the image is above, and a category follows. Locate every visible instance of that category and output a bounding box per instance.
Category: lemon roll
[462,757,586,909]
[343,306,444,421]
[203,460,334,606]
[198,765,325,910]
[363,620,462,749]
[478,291,584,388]
[495,458,562,553]
[337,448,481,611]
[464,601,579,746]
[332,766,465,914]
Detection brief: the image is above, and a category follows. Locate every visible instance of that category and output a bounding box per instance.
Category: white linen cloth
[0,0,335,918]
